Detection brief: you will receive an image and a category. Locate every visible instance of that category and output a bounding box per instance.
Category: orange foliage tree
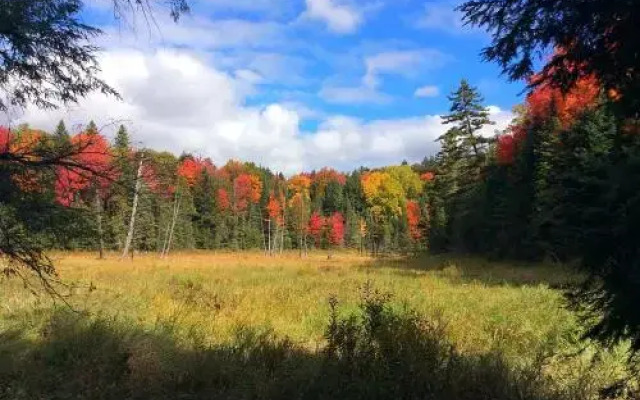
[266,194,283,226]
[177,157,215,187]
[527,74,600,128]
[233,173,262,213]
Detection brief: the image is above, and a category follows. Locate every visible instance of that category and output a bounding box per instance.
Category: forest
[3,69,640,352]
[2,0,640,398]
[1,120,430,256]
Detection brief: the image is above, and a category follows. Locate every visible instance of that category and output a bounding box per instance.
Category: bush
[0,285,638,399]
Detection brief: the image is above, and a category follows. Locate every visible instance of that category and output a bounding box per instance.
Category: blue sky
[18,0,522,173]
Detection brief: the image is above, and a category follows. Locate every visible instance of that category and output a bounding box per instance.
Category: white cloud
[12,49,513,174]
[319,84,391,104]
[303,0,362,34]
[234,69,264,84]
[363,49,450,88]
[318,48,449,105]
[206,50,312,88]
[364,50,433,87]
[100,16,286,51]
[200,0,295,15]
[414,85,439,97]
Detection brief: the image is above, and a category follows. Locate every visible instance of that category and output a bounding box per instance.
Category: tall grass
[0,251,637,399]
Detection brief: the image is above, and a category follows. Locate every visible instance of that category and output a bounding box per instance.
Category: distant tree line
[0,123,433,258]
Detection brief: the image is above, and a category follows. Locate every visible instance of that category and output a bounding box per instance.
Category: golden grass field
[3,251,578,351]
[0,251,636,399]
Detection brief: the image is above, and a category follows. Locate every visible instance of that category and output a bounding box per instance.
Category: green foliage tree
[440,79,494,162]
[433,80,494,252]
[54,121,69,139]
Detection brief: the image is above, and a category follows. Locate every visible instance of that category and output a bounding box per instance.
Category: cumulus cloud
[414,85,439,97]
[303,0,362,34]
[12,49,513,174]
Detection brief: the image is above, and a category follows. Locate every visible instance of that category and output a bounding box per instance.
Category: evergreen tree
[114,125,130,152]
[322,180,344,215]
[434,80,494,252]
[54,120,69,138]
[86,120,99,135]
[440,79,494,162]
[108,125,134,249]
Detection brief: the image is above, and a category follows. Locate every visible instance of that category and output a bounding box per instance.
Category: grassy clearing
[0,251,636,399]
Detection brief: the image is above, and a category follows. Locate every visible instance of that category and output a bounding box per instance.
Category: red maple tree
[496,125,527,166]
[406,200,421,242]
[327,212,344,246]
[217,188,230,212]
[307,212,325,246]
[55,132,113,206]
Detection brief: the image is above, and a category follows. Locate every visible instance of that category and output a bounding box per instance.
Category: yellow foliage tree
[287,174,312,256]
[384,165,424,199]
[360,171,404,219]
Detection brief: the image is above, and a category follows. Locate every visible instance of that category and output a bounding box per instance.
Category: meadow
[0,252,636,399]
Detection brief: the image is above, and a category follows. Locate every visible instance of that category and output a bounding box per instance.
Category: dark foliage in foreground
[2,288,637,400]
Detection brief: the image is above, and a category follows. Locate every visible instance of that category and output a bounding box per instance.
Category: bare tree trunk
[122,154,144,259]
[160,219,171,257]
[304,233,308,257]
[162,190,181,258]
[298,232,303,257]
[95,190,104,259]
[266,218,271,256]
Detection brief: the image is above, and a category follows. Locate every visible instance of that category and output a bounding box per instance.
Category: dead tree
[160,188,181,258]
[122,152,144,259]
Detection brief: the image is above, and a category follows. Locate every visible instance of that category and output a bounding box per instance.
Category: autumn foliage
[496,125,527,166]
[3,129,46,192]
[311,167,347,188]
[495,72,601,167]
[420,172,435,182]
[0,127,10,152]
[288,174,312,194]
[266,194,283,226]
[233,173,262,212]
[527,75,600,128]
[406,200,421,241]
[308,212,325,245]
[217,188,230,212]
[178,157,215,187]
[55,132,113,206]
[327,212,344,246]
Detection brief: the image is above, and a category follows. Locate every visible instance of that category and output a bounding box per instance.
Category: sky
[12,0,524,174]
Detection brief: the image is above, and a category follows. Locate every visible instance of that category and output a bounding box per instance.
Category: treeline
[427,77,640,263]
[425,77,640,350]
[1,122,433,256]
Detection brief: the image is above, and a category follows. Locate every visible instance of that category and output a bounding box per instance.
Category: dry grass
[0,251,635,399]
[4,251,575,351]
